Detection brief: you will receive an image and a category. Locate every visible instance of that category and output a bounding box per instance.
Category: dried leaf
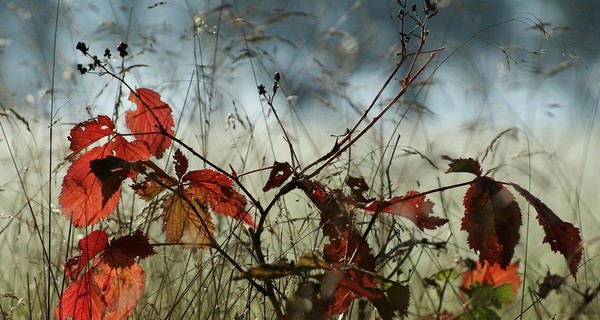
[442,155,482,176]
[537,272,565,299]
[162,189,215,245]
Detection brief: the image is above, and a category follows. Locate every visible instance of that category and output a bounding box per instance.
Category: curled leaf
[262,161,293,192]
[442,155,482,176]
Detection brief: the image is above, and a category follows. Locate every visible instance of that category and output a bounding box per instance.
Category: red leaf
[362,191,448,231]
[462,261,521,296]
[512,184,583,277]
[462,177,521,269]
[184,169,255,228]
[56,230,155,320]
[126,88,174,158]
[322,231,379,317]
[60,147,121,227]
[94,251,146,319]
[110,136,151,162]
[67,115,115,160]
[262,161,293,192]
[65,230,109,281]
[442,155,482,176]
[60,138,150,227]
[55,273,105,320]
[173,149,188,180]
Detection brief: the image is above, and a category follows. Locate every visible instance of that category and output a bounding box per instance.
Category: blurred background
[0,0,599,318]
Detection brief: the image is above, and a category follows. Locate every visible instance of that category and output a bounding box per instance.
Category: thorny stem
[305,52,436,180]
[116,71,287,317]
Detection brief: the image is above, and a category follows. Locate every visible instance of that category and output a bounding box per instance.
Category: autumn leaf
[345,176,373,203]
[67,115,116,160]
[322,231,381,318]
[173,149,188,180]
[162,189,215,245]
[60,138,150,227]
[93,255,145,319]
[109,230,157,260]
[56,230,155,320]
[512,183,583,277]
[126,88,174,158]
[130,160,177,201]
[55,273,105,320]
[370,282,410,320]
[361,191,448,230]
[184,169,254,228]
[462,177,522,269]
[131,174,169,200]
[65,230,109,281]
[262,161,294,192]
[442,155,482,176]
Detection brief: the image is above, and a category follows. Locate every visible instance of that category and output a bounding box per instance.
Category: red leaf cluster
[300,180,408,319]
[55,230,155,320]
[444,156,583,277]
[60,88,174,227]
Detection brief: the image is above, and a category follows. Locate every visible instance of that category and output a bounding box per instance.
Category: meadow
[0,1,598,319]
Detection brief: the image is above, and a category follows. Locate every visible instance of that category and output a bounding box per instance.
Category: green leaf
[492,284,515,307]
